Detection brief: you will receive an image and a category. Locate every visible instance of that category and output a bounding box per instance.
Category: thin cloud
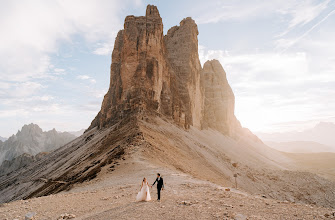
[77,75,97,84]
[93,42,115,56]
[277,9,335,52]
[0,0,140,136]
[277,0,331,37]
[0,0,134,81]
[195,1,279,24]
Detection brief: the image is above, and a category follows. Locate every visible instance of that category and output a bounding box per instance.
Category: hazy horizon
[1,0,334,137]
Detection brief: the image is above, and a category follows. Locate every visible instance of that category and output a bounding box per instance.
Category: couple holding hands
[136,173,164,202]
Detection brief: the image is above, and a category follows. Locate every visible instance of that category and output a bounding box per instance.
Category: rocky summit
[0,123,76,176]
[88,5,243,137]
[0,123,75,166]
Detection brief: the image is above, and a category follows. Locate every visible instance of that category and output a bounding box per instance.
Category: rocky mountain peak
[0,124,76,166]
[201,59,237,136]
[146,4,160,17]
[179,17,199,34]
[17,123,43,138]
[164,15,202,129]
[0,136,7,142]
[203,59,228,80]
[88,5,246,138]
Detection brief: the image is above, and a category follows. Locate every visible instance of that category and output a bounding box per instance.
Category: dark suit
[152,177,164,200]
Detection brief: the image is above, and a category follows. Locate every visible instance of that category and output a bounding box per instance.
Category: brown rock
[87,4,259,141]
[88,5,205,131]
[165,17,203,129]
[57,213,76,220]
[88,5,171,130]
[201,60,238,136]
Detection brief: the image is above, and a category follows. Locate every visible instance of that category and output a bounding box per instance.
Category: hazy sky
[0,0,334,137]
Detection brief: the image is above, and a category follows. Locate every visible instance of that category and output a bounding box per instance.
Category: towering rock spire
[88,5,170,129]
[88,5,243,139]
[146,4,160,17]
[201,60,237,136]
[164,17,203,129]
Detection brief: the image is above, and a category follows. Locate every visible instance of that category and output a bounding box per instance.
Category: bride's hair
[143,177,146,182]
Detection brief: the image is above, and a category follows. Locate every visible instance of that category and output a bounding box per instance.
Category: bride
[136,177,151,201]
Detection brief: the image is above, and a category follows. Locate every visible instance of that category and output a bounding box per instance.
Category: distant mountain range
[257,122,335,153]
[265,141,335,153]
[0,136,7,142]
[0,123,77,170]
[68,129,86,137]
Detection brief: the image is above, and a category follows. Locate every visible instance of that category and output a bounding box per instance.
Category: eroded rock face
[88,5,251,139]
[0,152,49,176]
[201,60,237,136]
[164,17,203,129]
[89,5,172,130]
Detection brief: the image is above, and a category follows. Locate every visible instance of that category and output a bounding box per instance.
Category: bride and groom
[136,173,164,202]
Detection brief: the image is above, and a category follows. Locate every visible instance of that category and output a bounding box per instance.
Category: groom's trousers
[157,187,161,200]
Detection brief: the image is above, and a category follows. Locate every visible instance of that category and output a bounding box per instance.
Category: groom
[152,173,164,201]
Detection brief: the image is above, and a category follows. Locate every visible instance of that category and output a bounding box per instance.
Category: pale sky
[0,0,334,137]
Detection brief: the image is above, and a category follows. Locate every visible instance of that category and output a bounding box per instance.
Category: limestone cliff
[88,5,251,139]
[201,60,237,136]
[164,17,203,129]
[89,5,172,129]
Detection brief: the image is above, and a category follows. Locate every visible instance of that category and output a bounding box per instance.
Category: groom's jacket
[153,177,164,189]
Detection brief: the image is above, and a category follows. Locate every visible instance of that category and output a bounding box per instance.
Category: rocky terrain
[1,115,335,210]
[285,152,335,181]
[1,151,335,220]
[0,152,49,176]
[0,5,335,219]
[0,136,7,142]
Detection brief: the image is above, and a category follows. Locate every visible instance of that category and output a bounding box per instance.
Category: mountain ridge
[257,121,335,147]
[266,141,335,153]
[0,123,76,166]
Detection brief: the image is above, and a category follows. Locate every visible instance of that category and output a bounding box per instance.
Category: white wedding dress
[136,180,151,201]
